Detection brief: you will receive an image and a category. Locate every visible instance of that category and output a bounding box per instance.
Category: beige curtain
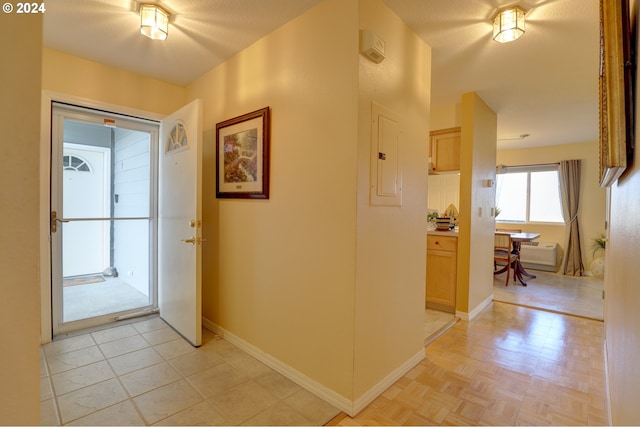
[559,159,584,275]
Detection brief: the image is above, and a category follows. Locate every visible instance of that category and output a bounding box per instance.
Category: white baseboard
[202,317,425,417]
[202,317,352,414]
[456,294,493,321]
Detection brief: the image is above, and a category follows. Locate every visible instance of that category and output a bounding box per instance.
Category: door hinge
[50,211,69,233]
[51,211,58,233]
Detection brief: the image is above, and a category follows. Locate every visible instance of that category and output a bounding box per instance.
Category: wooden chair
[494,232,518,286]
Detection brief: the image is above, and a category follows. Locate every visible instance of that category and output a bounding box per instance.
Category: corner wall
[457,92,497,317]
[0,12,42,425]
[354,0,431,400]
[187,0,360,400]
[188,0,431,410]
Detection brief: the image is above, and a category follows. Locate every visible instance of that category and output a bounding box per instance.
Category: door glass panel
[55,113,156,330]
[62,219,152,322]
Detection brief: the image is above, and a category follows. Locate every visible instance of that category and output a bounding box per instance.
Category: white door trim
[40,91,163,343]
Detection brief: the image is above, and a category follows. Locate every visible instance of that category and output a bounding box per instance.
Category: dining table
[507,232,540,286]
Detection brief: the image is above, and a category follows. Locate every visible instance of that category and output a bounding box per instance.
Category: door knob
[181,237,206,245]
[181,237,196,245]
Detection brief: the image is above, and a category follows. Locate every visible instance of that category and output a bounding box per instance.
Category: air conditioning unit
[519,242,558,272]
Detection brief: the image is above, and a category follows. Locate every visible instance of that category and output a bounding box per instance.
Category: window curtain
[559,159,584,275]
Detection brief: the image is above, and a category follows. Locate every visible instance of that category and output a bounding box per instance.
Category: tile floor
[40,317,340,426]
[43,270,603,425]
[492,269,604,320]
[330,301,609,426]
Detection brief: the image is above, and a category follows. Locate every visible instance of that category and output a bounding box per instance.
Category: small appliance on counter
[435,217,452,231]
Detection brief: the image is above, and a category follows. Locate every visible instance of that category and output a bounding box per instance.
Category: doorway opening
[51,103,160,335]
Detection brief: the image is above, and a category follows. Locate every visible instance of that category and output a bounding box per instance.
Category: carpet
[63,274,106,287]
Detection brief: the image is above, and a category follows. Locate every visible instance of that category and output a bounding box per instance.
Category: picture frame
[599,0,634,187]
[216,107,270,199]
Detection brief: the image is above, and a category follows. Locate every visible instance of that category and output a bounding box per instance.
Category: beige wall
[0,13,42,425]
[354,0,430,397]
[606,1,640,423]
[35,0,431,410]
[497,141,606,271]
[430,104,462,130]
[456,92,497,315]
[187,0,430,406]
[42,48,186,116]
[187,0,360,400]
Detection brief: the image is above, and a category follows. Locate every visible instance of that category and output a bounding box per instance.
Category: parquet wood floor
[329,301,608,426]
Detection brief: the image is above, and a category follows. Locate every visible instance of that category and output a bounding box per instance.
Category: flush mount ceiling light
[140,4,169,40]
[492,6,526,43]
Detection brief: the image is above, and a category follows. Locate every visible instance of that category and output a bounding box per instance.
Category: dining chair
[494,232,518,286]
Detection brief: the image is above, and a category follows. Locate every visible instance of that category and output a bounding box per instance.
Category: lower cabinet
[426,234,457,313]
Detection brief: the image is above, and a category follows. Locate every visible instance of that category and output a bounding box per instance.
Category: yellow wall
[35,0,431,410]
[0,13,42,424]
[187,0,430,406]
[430,104,461,130]
[354,0,430,397]
[42,48,186,115]
[456,92,497,315]
[497,141,606,270]
[606,1,640,423]
[187,0,360,399]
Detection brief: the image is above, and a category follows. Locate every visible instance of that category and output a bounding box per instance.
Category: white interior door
[159,99,203,346]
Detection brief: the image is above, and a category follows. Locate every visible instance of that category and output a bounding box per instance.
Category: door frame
[40,91,165,343]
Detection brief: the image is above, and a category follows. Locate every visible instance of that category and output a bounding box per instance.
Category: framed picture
[216,107,270,199]
[599,0,634,187]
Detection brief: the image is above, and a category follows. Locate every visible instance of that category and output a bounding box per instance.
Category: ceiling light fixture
[492,6,526,43]
[140,4,169,40]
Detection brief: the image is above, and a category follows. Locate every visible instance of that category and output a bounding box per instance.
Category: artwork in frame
[216,107,270,199]
[599,0,635,187]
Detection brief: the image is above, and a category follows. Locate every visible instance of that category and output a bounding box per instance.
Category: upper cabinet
[429,127,460,173]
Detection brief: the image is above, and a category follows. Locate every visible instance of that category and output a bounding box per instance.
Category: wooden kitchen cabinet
[426,234,457,313]
[429,127,460,173]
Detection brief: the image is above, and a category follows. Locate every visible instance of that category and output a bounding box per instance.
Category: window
[496,164,564,223]
[63,154,91,172]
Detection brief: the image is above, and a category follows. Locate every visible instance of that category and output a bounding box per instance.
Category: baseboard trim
[351,349,425,416]
[202,317,353,415]
[202,317,425,417]
[456,294,493,321]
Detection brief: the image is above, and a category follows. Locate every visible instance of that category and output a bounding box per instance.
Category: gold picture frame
[599,0,634,187]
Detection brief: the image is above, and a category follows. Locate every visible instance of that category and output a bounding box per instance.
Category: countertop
[427,229,459,237]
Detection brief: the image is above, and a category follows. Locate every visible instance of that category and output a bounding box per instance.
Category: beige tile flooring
[40,317,340,426]
[42,271,604,426]
[492,269,604,320]
[330,301,609,426]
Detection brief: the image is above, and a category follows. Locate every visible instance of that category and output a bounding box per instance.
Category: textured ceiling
[43,0,600,150]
